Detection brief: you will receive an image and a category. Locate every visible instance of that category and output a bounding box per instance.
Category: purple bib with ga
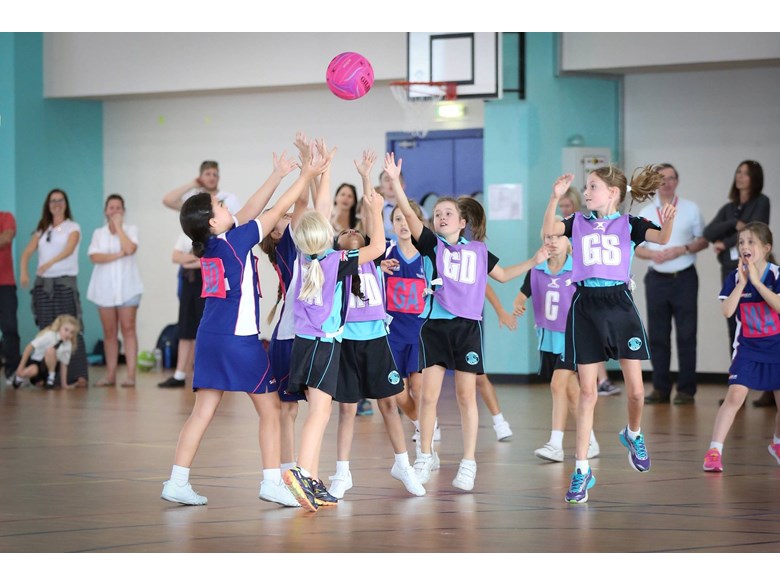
[433,239,488,320]
[570,213,632,283]
[293,250,342,337]
[346,262,387,323]
[531,267,575,332]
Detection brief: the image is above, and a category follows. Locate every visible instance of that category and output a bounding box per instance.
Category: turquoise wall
[483,33,621,374]
[3,33,104,351]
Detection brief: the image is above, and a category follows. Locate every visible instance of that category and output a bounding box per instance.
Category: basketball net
[390,82,457,138]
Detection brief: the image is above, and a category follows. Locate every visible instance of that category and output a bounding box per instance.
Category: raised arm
[354,150,377,236]
[644,204,677,245]
[311,139,337,219]
[357,188,387,264]
[162,179,202,211]
[235,151,299,225]
[383,153,423,240]
[721,266,747,318]
[543,175,572,238]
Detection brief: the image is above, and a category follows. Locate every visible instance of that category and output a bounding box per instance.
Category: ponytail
[299,258,325,302]
[180,192,214,258]
[457,196,487,241]
[293,211,334,303]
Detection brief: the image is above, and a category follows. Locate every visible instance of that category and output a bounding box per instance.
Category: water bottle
[153,348,163,372]
[163,340,172,369]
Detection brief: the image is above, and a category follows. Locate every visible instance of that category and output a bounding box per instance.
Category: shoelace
[705,450,720,463]
[569,470,588,491]
[632,435,648,459]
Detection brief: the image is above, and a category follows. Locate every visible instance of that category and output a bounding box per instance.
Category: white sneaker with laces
[413,452,437,484]
[452,459,477,491]
[534,442,564,462]
[391,462,426,496]
[259,479,301,507]
[494,420,513,442]
[587,439,601,459]
[327,470,353,499]
[161,481,207,505]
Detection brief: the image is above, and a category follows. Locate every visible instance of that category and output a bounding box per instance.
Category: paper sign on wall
[488,183,523,220]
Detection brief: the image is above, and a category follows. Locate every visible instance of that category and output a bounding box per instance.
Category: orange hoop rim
[389,81,458,101]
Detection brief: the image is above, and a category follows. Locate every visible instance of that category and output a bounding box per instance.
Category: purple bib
[434,239,488,320]
[346,263,387,322]
[570,213,632,283]
[531,266,575,332]
[293,250,342,337]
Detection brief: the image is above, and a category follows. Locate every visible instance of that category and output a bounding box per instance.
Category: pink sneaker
[703,448,723,472]
[768,444,780,465]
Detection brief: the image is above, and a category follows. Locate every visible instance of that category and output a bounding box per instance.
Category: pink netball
[326,52,374,100]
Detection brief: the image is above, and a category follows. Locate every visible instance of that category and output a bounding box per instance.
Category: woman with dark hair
[704,160,772,406]
[330,182,358,233]
[87,194,144,387]
[19,189,89,386]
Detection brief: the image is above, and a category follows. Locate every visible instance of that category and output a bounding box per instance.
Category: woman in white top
[19,188,89,386]
[87,194,144,387]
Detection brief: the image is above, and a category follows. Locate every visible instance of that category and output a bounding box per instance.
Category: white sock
[298,467,311,478]
[575,459,589,473]
[173,370,186,381]
[170,464,189,486]
[14,375,24,383]
[709,441,724,452]
[774,436,780,445]
[492,413,505,425]
[335,460,350,475]
[394,452,410,467]
[263,468,281,483]
[627,426,641,440]
[549,430,564,448]
[46,372,56,383]
[281,461,296,472]
[412,419,420,431]
[417,452,432,460]
[590,430,598,443]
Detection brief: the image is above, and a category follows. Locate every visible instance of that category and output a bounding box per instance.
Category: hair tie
[307,253,319,261]
[626,185,632,194]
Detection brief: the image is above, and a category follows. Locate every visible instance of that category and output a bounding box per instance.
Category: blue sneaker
[283,467,319,512]
[618,427,651,472]
[356,399,374,416]
[565,467,596,503]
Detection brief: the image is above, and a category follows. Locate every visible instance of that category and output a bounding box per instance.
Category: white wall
[624,66,780,373]
[562,33,780,73]
[103,84,484,352]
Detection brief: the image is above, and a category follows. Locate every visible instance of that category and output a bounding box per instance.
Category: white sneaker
[259,479,301,507]
[161,481,207,505]
[412,419,441,442]
[411,427,420,442]
[327,470,353,499]
[413,452,437,484]
[391,462,426,496]
[587,439,601,459]
[452,459,477,491]
[494,420,513,442]
[534,442,564,462]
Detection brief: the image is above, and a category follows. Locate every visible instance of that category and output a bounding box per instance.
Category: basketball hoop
[390,81,458,138]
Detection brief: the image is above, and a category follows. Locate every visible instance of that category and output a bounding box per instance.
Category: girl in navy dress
[283,148,388,512]
[543,168,676,503]
[703,222,780,472]
[384,153,546,491]
[161,150,328,507]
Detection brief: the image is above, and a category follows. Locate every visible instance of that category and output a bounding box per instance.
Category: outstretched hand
[273,150,300,177]
[659,202,677,224]
[294,131,312,163]
[354,149,377,178]
[300,142,336,178]
[552,174,575,200]
[383,152,402,181]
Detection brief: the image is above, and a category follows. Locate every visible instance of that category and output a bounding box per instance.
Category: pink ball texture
[326,52,374,100]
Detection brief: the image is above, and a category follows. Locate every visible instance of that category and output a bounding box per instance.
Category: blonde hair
[560,187,582,212]
[391,200,425,225]
[37,314,80,340]
[294,211,335,302]
[591,165,663,206]
[540,215,572,254]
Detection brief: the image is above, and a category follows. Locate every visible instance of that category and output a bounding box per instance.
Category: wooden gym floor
[1,368,779,556]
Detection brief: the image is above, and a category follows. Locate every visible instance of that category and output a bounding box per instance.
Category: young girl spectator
[87,194,144,387]
[384,153,546,491]
[703,222,780,472]
[160,150,320,507]
[542,167,675,503]
[283,150,387,512]
[12,314,79,390]
[513,223,600,462]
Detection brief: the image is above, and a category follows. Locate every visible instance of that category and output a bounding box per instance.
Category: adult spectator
[87,194,144,387]
[0,210,21,384]
[635,164,708,405]
[162,160,241,214]
[18,189,88,386]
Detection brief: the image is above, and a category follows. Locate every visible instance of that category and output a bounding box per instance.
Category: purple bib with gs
[293,250,343,337]
[433,239,488,320]
[571,213,632,283]
[531,267,575,332]
[346,262,387,323]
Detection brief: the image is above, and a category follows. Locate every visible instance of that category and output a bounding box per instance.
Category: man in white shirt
[162,160,241,214]
[635,164,708,405]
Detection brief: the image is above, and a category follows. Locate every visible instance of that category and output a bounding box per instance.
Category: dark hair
[728,160,763,204]
[105,193,125,210]
[333,183,358,229]
[457,196,487,242]
[36,189,73,233]
[656,163,679,180]
[179,192,214,258]
[740,221,776,265]
[200,160,219,174]
[334,229,367,301]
